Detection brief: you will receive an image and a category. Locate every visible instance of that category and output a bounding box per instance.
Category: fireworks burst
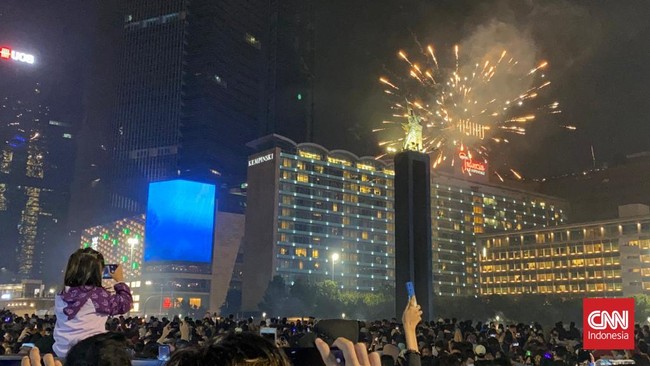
[376,43,574,180]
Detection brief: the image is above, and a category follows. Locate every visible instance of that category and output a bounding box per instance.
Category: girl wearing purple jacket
[53,248,132,357]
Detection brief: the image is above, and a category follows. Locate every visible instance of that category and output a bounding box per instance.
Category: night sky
[312,0,650,178]
[2,0,650,179]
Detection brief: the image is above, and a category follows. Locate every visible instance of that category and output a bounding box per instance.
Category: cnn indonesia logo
[583,298,635,350]
[0,47,35,64]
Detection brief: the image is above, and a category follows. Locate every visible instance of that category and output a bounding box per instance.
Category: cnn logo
[583,298,634,350]
[587,310,628,330]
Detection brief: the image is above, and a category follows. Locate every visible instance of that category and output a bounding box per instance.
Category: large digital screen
[145,180,216,263]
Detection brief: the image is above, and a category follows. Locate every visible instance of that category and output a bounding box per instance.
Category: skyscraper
[108,0,271,214]
[0,52,76,279]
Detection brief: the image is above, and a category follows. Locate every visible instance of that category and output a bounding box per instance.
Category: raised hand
[21,347,62,366]
[315,337,381,366]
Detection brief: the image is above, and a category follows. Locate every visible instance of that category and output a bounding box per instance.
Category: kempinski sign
[248,153,274,167]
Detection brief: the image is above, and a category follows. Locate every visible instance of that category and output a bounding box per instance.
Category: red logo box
[583,298,634,350]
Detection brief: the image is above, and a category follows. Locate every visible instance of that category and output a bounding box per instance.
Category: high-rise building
[241,135,567,310]
[242,136,395,311]
[478,204,650,297]
[430,174,567,296]
[0,51,76,279]
[265,0,315,142]
[108,0,271,214]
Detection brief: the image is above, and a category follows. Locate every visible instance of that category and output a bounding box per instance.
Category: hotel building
[431,173,566,296]
[478,204,650,297]
[242,135,567,310]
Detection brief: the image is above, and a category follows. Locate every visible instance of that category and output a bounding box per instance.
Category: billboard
[144,180,216,263]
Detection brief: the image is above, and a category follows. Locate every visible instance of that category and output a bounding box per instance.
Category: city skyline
[0,0,649,301]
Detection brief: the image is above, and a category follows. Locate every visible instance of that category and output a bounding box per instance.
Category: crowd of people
[4,247,650,365]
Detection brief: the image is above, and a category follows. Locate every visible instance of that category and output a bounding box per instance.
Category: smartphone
[406,281,415,299]
[158,344,171,361]
[102,264,118,279]
[525,351,531,357]
[512,342,519,347]
[260,327,277,344]
[331,347,346,366]
[543,352,552,360]
[21,343,35,348]
[285,348,326,366]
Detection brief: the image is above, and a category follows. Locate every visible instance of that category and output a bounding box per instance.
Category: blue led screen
[145,180,216,263]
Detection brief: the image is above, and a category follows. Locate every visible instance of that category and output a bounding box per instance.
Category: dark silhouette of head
[167,332,291,366]
[65,332,131,366]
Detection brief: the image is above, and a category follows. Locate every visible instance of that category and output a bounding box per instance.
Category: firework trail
[376,44,574,180]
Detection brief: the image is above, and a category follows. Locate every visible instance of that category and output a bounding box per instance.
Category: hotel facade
[242,135,567,310]
[479,204,650,297]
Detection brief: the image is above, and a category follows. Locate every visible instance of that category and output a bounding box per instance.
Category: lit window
[296,248,307,257]
[245,33,261,49]
[213,75,227,88]
[63,133,72,139]
[189,298,201,308]
[312,249,319,258]
[297,174,309,183]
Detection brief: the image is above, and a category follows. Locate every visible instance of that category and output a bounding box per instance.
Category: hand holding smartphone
[406,281,415,299]
[102,264,118,279]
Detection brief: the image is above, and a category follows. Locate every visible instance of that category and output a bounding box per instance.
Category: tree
[258,275,289,317]
[289,276,317,315]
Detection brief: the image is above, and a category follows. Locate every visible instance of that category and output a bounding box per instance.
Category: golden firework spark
[375,43,571,180]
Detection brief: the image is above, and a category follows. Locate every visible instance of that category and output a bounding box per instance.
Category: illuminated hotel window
[357,163,375,171]
[298,150,321,160]
[474,226,484,234]
[473,206,483,214]
[312,249,319,258]
[296,248,307,257]
[279,247,288,255]
[282,158,292,167]
[327,157,350,166]
[280,221,290,229]
[298,261,304,270]
[361,232,369,240]
[297,174,309,183]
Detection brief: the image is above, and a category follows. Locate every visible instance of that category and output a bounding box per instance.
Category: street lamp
[127,237,139,266]
[145,281,165,316]
[330,253,340,281]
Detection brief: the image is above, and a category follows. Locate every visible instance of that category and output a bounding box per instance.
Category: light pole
[145,281,165,316]
[127,237,139,268]
[331,253,339,281]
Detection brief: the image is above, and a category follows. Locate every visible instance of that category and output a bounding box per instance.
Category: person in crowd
[52,248,133,357]
[167,332,292,366]
[65,332,132,366]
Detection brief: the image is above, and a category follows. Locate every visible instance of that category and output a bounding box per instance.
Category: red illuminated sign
[162,297,172,309]
[458,150,486,176]
[0,47,35,64]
